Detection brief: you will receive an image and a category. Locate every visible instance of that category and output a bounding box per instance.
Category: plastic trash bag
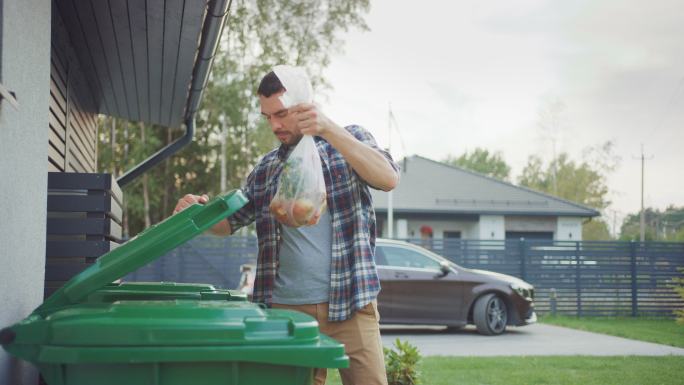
[272,65,313,109]
[270,137,327,227]
[268,65,327,227]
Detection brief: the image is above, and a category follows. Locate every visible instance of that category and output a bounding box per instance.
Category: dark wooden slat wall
[50,0,99,174]
[128,0,151,123]
[49,12,70,172]
[108,0,140,122]
[147,0,165,124]
[160,0,184,127]
[66,75,98,172]
[56,0,209,128]
[65,76,97,173]
[47,240,120,258]
[56,0,110,115]
[169,0,206,128]
[46,173,124,298]
[74,0,123,117]
[90,0,130,119]
[47,217,123,240]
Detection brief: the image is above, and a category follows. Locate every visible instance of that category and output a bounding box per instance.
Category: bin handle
[190,197,231,230]
[243,316,295,338]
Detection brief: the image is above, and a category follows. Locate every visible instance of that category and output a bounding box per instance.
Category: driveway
[380,323,684,356]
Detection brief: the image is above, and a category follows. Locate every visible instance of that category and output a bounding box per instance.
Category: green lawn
[324,317,684,384]
[541,316,684,348]
[325,356,684,385]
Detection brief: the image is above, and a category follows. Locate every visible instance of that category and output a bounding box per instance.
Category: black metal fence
[126,236,684,317]
[410,238,684,317]
[127,236,258,290]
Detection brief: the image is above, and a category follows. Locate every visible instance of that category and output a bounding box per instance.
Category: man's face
[259,90,302,146]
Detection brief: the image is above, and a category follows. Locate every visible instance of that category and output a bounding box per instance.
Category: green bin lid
[101,281,219,292]
[86,282,247,303]
[4,300,348,368]
[35,190,248,316]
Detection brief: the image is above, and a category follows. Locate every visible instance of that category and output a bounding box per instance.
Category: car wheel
[473,293,508,335]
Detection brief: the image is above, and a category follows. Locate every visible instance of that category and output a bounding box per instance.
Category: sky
[317,0,684,230]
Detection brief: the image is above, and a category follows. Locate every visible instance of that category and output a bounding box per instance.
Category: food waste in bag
[268,65,327,227]
[269,144,327,227]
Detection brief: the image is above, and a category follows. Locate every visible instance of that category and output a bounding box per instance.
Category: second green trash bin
[0,190,349,385]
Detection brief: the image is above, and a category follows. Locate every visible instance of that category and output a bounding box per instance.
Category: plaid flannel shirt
[227,125,400,321]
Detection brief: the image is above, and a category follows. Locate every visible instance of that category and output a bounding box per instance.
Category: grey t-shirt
[272,209,333,305]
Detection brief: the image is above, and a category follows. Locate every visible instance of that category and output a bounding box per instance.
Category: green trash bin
[0,190,349,385]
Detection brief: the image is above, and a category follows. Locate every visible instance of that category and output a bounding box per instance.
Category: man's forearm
[209,218,232,236]
[321,124,398,191]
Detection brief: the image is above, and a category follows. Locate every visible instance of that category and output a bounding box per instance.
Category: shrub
[675,268,684,324]
[384,338,422,385]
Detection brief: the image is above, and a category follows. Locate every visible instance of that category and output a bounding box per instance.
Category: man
[174,69,399,385]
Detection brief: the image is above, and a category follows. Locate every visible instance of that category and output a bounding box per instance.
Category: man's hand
[173,193,232,236]
[173,193,209,214]
[291,104,399,191]
[291,103,336,137]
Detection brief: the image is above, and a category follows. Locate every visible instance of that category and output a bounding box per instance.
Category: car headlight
[510,282,534,300]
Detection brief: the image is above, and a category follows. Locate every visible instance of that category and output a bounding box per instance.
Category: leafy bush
[384,338,422,385]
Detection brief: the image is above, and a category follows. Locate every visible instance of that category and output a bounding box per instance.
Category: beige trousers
[272,301,388,385]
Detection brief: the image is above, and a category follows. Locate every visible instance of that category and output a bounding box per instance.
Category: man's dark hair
[257,71,285,97]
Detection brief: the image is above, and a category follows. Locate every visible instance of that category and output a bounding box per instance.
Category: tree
[674,268,684,324]
[443,148,511,181]
[582,219,612,241]
[98,118,165,238]
[619,205,684,241]
[519,153,610,210]
[518,142,619,240]
[98,0,370,236]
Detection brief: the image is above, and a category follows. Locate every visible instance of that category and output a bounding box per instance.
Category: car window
[378,245,442,270]
[374,246,388,266]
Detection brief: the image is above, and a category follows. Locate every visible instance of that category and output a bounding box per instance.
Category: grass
[324,356,684,385]
[541,315,684,348]
[323,316,684,384]
[322,317,684,384]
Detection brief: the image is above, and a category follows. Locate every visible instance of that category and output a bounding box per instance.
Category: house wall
[556,216,583,241]
[396,219,408,238]
[0,1,51,384]
[464,221,480,239]
[478,215,505,240]
[505,215,557,234]
[380,214,584,241]
[424,219,478,239]
[380,215,479,239]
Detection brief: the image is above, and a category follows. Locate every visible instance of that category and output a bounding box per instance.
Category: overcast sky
[317,0,683,229]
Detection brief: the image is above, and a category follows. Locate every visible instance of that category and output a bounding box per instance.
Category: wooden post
[630,241,638,317]
[576,241,582,317]
[519,238,527,281]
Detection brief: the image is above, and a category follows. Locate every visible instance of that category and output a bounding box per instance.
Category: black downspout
[117,0,231,188]
[117,117,195,187]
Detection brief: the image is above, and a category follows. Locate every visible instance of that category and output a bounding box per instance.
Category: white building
[372,156,599,241]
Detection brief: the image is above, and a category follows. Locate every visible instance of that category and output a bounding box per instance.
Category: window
[379,246,442,270]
